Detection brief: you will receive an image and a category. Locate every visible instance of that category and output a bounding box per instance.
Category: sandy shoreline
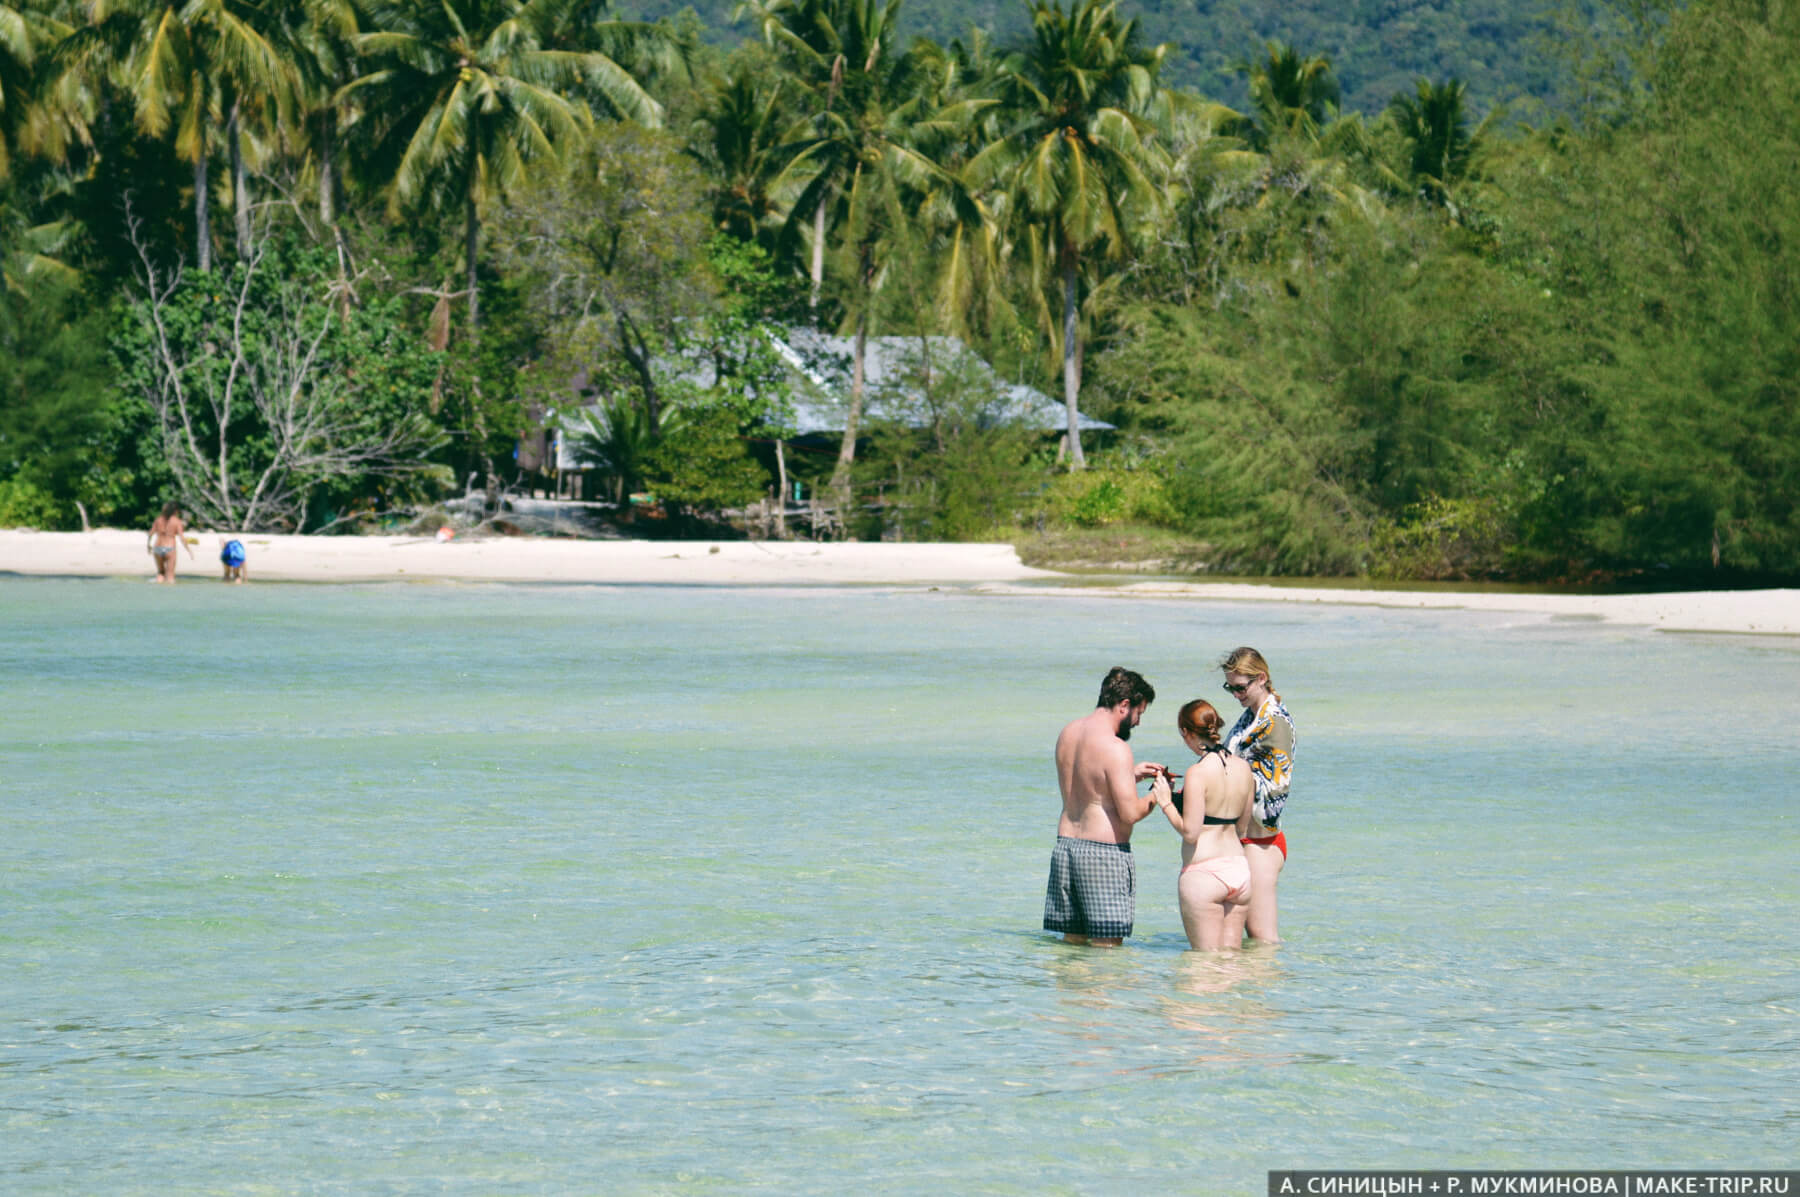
[3,528,1795,635]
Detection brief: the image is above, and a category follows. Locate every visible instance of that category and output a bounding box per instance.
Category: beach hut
[548,328,1112,499]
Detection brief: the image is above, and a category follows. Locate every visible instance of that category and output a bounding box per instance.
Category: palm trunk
[465,188,480,328]
[774,440,788,538]
[194,153,211,272]
[320,115,352,304]
[809,200,827,317]
[463,172,492,499]
[829,310,867,503]
[229,100,251,259]
[1061,255,1086,469]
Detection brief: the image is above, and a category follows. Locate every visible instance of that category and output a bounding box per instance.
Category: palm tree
[571,390,674,503]
[57,0,296,270]
[971,0,1170,468]
[737,0,901,313]
[742,0,994,501]
[339,0,662,328]
[1388,77,1491,215]
[689,62,795,246]
[1241,42,1338,150]
[284,0,363,295]
[1,0,37,182]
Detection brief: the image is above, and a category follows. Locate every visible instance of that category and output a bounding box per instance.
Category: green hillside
[624,0,1585,113]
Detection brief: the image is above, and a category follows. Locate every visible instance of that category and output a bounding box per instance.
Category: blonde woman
[1219,647,1296,944]
[1148,699,1255,950]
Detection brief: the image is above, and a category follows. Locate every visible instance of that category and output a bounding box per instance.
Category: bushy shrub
[642,404,769,513]
[1039,467,1178,529]
[0,478,63,529]
[1369,495,1511,580]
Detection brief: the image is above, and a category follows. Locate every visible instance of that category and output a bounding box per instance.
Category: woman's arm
[1149,773,1184,836]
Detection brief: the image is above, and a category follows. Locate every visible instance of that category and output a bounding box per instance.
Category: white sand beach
[3,527,1795,634]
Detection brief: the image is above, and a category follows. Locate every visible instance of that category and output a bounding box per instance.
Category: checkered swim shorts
[1043,836,1135,939]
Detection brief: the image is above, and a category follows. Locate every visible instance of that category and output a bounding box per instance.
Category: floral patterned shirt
[1226,695,1295,828]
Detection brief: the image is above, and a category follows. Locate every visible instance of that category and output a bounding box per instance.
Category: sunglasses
[1222,681,1253,695]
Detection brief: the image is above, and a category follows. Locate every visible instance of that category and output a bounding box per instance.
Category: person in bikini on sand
[1043,666,1164,947]
[147,502,193,583]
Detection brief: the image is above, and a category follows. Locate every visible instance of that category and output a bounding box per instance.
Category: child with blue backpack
[219,536,247,584]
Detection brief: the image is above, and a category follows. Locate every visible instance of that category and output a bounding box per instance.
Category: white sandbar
[3,529,1794,634]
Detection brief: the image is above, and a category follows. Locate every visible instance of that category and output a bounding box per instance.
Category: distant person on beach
[1044,666,1163,947]
[219,537,247,584]
[147,502,193,584]
[1220,647,1296,945]
[1148,699,1256,951]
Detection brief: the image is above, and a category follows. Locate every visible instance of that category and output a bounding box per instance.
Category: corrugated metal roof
[554,329,1112,470]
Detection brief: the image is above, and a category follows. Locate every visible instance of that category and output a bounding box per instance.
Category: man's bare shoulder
[1067,713,1127,757]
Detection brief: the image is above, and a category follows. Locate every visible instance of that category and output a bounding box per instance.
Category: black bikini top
[1193,745,1243,826]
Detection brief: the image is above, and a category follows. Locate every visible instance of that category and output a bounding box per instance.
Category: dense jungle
[1,0,1795,582]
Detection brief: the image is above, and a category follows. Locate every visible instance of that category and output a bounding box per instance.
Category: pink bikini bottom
[1180,854,1252,903]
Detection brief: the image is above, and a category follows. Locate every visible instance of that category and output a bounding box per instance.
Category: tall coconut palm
[57,0,296,270]
[971,0,1171,468]
[339,0,662,328]
[1241,41,1338,150]
[742,0,994,500]
[284,0,363,294]
[1,0,38,181]
[1388,77,1492,217]
[737,0,901,313]
[689,62,796,246]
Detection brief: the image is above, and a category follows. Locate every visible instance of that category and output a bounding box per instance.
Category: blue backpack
[221,539,246,567]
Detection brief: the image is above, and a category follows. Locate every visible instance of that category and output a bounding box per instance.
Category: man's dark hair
[1096,666,1154,710]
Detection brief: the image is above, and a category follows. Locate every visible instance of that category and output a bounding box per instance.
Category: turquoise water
[3,576,1796,1193]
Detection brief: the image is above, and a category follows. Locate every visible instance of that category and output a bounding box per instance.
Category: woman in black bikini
[1148,699,1256,951]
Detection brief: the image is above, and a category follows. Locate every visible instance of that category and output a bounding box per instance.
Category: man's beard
[1115,716,1133,741]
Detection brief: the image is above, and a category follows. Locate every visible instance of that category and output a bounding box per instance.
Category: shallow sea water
[2,576,1796,1193]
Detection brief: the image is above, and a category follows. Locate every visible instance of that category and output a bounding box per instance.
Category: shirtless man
[147,502,194,583]
[1042,666,1162,946]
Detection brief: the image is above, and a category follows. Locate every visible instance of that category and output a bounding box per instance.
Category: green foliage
[642,401,769,511]
[571,392,661,503]
[0,270,145,528]
[3,0,1793,582]
[1368,494,1512,580]
[0,476,59,526]
[112,240,448,530]
[1486,0,1800,574]
[1036,466,1177,529]
[666,0,1588,116]
[861,366,1049,541]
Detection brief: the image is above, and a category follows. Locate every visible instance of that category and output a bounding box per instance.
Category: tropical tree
[737,0,904,314]
[283,0,364,294]
[117,226,448,531]
[1,0,38,182]
[57,0,297,269]
[1240,42,1337,150]
[688,58,796,246]
[571,391,663,503]
[1387,77,1490,215]
[338,0,664,328]
[742,0,993,501]
[971,0,1171,468]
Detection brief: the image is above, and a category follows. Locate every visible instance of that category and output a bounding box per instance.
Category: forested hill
[625,0,1583,114]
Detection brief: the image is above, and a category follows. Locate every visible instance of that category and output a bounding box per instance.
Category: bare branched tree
[124,203,445,531]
